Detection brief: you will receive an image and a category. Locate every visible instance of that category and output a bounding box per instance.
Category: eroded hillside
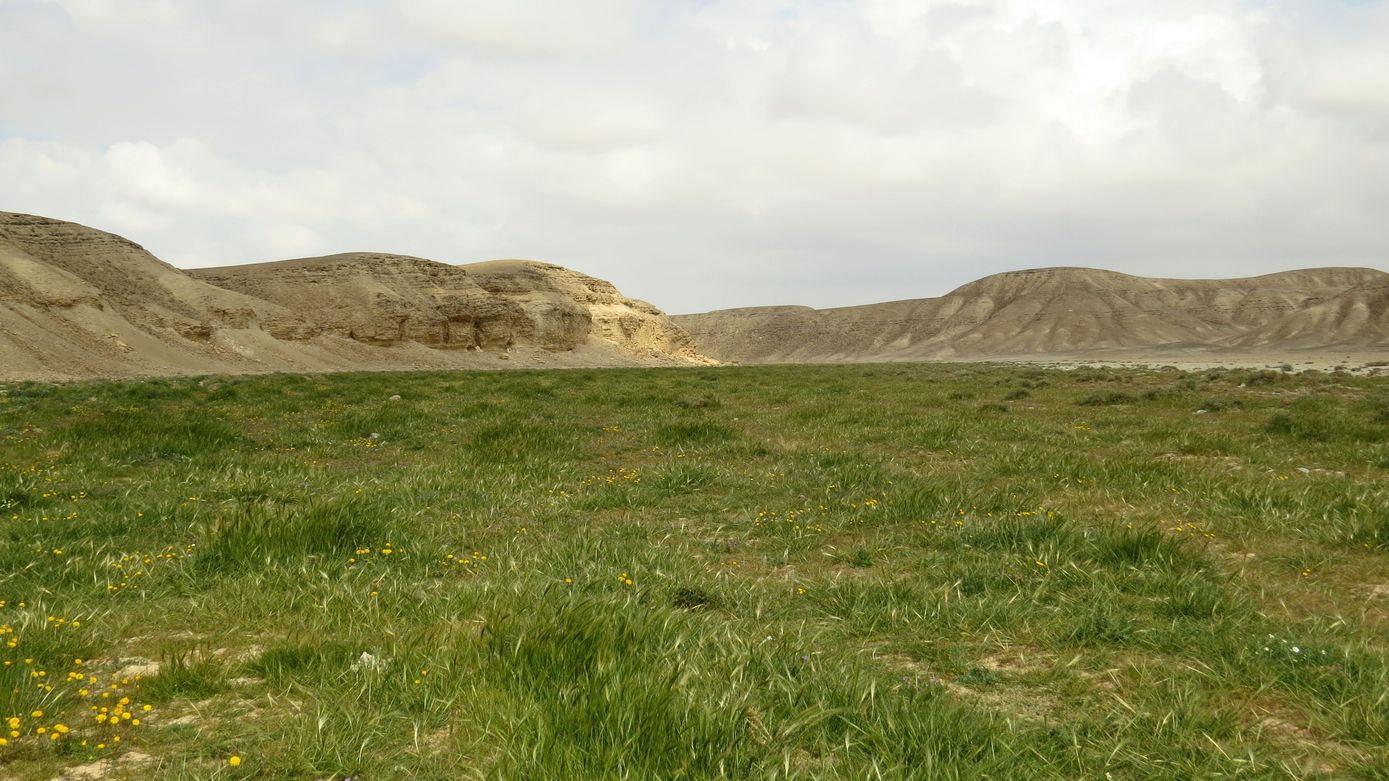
[0,212,712,380]
[674,267,1389,363]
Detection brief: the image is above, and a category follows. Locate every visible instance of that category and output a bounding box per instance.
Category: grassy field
[2,363,1388,779]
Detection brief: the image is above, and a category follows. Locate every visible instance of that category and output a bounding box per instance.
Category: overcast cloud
[2,0,1387,312]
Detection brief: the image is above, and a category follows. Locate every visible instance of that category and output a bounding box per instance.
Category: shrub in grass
[197,498,396,573]
[956,667,1003,687]
[1197,398,1244,413]
[670,586,717,611]
[1265,413,1297,436]
[1064,601,1139,647]
[674,393,722,410]
[142,650,227,702]
[250,640,361,687]
[1092,525,1197,571]
[654,421,737,447]
[968,514,1074,552]
[64,408,245,462]
[1077,392,1135,407]
[1154,571,1234,619]
[648,462,720,493]
[1336,510,1389,550]
[0,479,33,511]
[466,420,579,464]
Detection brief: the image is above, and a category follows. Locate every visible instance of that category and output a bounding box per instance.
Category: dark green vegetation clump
[1,364,1388,778]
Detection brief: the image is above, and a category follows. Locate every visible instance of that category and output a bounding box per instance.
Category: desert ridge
[0,211,714,380]
[673,266,1389,365]
[4,209,1387,381]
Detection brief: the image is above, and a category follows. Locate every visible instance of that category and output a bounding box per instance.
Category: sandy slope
[674,267,1389,365]
[0,212,711,381]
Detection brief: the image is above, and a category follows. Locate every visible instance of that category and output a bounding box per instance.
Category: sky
[2,0,1388,313]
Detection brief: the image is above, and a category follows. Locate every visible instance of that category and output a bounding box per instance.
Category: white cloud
[2,0,1388,312]
[395,0,640,54]
[105,141,200,206]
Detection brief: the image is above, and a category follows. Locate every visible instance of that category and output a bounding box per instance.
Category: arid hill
[189,255,708,365]
[0,212,711,380]
[673,266,1389,364]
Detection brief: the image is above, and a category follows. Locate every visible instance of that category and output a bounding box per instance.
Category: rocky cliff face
[464,261,713,363]
[189,254,562,351]
[0,212,713,380]
[190,255,713,364]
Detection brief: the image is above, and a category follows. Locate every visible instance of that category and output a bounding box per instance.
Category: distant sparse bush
[1373,403,1389,425]
[1077,392,1135,407]
[1198,399,1245,413]
[675,393,721,410]
[671,586,717,611]
[655,421,737,446]
[1072,369,1118,383]
[1003,389,1030,401]
[947,391,974,401]
[957,667,1002,687]
[1265,413,1297,436]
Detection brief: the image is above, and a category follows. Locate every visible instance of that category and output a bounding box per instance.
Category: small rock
[368,432,381,440]
[388,394,401,401]
[1297,467,1311,474]
[351,651,387,672]
[1193,409,1208,415]
[116,658,161,679]
[57,750,152,780]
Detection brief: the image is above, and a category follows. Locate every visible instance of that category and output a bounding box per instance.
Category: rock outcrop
[465,261,711,364]
[190,254,552,351]
[190,255,713,364]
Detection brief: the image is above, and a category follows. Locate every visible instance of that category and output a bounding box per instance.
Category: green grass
[1,363,1387,778]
